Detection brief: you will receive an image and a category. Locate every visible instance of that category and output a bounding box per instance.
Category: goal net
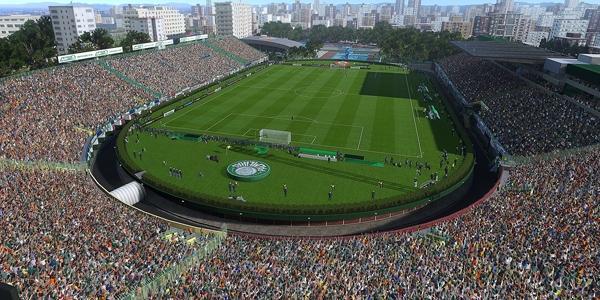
[259,129,291,145]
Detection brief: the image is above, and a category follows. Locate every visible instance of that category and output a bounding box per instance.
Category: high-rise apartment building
[407,0,421,17]
[123,5,185,41]
[49,5,97,54]
[0,14,40,38]
[489,12,531,42]
[442,20,473,38]
[549,18,589,40]
[564,0,579,9]
[215,2,252,38]
[395,0,404,16]
[495,0,514,14]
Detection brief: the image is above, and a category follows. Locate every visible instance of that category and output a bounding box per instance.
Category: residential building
[49,5,97,54]
[442,20,473,38]
[524,30,549,46]
[489,12,531,42]
[0,14,40,38]
[584,8,599,47]
[123,5,185,41]
[407,0,421,17]
[473,15,492,36]
[495,0,514,14]
[215,2,252,38]
[129,17,166,41]
[395,0,404,16]
[549,18,589,40]
[536,12,555,28]
[564,0,579,9]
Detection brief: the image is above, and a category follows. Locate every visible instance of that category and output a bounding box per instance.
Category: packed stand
[0,168,205,298]
[212,36,267,63]
[147,149,599,298]
[439,53,523,102]
[108,42,241,98]
[439,54,600,156]
[0,63,151,163]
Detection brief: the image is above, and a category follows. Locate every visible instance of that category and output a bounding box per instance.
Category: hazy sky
[1,0,599,6]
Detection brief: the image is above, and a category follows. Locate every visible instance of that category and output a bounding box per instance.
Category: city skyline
[2,0,600,6]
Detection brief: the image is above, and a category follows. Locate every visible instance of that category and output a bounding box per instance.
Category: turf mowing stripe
[174,66,300,132]
[203,66,316,134]
[239,67,328,131]
[163,67,284,128]
[285,68,350,142]
[321,70,367,150]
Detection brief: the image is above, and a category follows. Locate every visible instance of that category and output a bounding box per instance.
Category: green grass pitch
[122,63,468,213]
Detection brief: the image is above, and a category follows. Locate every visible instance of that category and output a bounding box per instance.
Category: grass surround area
[117,61,474,219]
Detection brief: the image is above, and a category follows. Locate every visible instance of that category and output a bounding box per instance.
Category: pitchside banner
[132,39,174,51]
[179,34,208,43]
[58,47,123,64]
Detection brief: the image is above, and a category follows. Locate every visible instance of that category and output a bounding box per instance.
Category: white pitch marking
[404,74,424,159]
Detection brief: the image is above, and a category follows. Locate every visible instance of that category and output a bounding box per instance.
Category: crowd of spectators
[0,63,151,163]
[146,148,599,298]
[108,42,243,98]
[0,39,598,298]
[0,168,205,298]
[440,54,600,156]
[212,36,267,63]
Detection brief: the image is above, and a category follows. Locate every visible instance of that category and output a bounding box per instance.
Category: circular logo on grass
[227,160,271,182]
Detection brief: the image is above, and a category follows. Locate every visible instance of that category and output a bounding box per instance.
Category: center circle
[227,160,271,182]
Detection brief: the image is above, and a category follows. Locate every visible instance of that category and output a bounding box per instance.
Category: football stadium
[0,24,599,300]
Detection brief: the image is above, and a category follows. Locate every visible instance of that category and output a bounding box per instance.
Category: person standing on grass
[283,184,288,197]
[371,190,375,201]
[328,190,333,201]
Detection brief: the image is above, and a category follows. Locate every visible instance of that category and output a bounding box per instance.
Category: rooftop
[241,35,303,49]
[451,40,568,64]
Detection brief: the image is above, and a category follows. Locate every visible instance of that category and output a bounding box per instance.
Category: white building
[129,17,166,42]
[524,30,549,47]
[0,14,40,38]
[564,0,579,9]
[536,12,555,28]
[549,18,589,40]
[49,6,97,54]
[215,2,252,38]
[123,5,185,40]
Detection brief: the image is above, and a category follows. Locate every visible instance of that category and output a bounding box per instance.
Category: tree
[261,21,293,38]
[119,30,152,52]
[0,16,56,76]
[68,28,114,54]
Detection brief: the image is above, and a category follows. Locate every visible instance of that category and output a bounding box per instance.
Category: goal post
[259,129,291,145]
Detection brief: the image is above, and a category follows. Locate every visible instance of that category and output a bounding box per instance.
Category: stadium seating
[0,37,598,298]
[439,54,600,156]
[107,42,242,98]
[145,148,599,298]
[211,36,267,63]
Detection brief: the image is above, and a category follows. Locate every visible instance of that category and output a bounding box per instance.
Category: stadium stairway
[97,60,163,99]
[203,39,249,66]
[119,228,227,299]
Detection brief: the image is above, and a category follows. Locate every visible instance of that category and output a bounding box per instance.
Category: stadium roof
[241,36,303,50]
[451,41,568,64]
